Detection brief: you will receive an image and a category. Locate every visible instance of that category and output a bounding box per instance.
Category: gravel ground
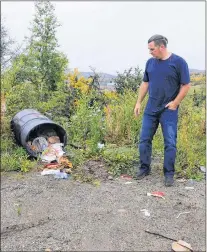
[1,168,206,252]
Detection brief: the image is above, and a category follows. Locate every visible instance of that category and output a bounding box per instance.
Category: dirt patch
[74,159,110,182]
[1,169,206,252]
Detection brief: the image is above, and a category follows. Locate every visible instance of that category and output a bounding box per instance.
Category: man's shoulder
[171,53,188,64]
[146,57,155,63]
[145,57,155,67]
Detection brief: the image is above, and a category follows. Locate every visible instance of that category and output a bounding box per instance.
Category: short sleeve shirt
[143,53,190,115]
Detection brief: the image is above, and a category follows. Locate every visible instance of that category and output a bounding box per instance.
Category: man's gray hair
[148,34,168,47]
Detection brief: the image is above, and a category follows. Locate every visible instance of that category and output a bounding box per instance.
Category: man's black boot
[165,176,174,187]
[136,169,150,180]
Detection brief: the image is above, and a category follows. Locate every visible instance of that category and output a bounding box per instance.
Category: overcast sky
[2,1,205,75]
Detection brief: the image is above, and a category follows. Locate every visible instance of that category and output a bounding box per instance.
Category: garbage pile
[27,130,73,179]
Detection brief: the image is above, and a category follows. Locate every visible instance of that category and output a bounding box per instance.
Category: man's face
[148,41,164,59]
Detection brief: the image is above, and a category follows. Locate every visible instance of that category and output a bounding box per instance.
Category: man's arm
[165,83,191,110]
[134,82,149,117]
[166,57,191,110]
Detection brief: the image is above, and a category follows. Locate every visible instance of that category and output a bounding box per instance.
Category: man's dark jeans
[139,108,178,177]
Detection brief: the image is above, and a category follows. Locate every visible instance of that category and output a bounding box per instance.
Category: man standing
[134,34,190,186]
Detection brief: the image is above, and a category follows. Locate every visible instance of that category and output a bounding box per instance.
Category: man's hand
[165,101,179,110]
[134,82,149,117]
[165,84,190,111]
[134,102,141,117]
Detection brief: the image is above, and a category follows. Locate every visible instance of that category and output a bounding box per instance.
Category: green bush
[102,145,139,177]
[104,91,145,145]
[6,83,39,117]
[1,112,36,172]
[175,94,205,179]
[64,146,87,168]
[67,94,105,155]
[1,146,35,172]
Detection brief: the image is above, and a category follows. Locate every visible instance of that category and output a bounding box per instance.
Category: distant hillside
[79,72,116,80]
[65,69,116,79]
[189,69,205,74]
[65,69,117,86]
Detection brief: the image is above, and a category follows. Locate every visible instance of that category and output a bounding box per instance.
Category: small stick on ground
[145,230,177,241]
[176,211,191,219]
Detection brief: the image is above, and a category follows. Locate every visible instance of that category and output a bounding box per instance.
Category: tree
[67,68,93,94]
[114,66,143,94]
[0,20,21,72]
[88,66,102,91]
[9,0,68,98]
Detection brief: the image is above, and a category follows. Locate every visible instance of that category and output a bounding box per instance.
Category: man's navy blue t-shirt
[143,53,190,115]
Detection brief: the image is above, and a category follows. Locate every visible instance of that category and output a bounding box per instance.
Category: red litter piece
[151,191,165,197]
[147,191,165,199]
[120,174,132,180]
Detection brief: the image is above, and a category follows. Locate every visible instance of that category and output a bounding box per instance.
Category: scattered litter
[26,133,65,163]
[40,143,65,163]
[120,174,132,180]
[177,178,187,183]
[41,169,68,179]
[176,211,191,219]
[185,187,194,190]
[40,151,57,163]
[108,175,113,180]
[44,162,60,169]
[140,209,150,217]
[54,171,68,179]
[48,136,60,144]
[147,191,165,199]
[32,137,48,153]
[188,179,195,185]
[25,128,73,174]
[177,240,193,251]
[97,142,105,149]
[58,156,73,168]
[27,141,35,151]
[25,127,72,177]
[172,240,193,252]
[50,143,65,157]
[200,166,206,173]
[41,169,61,176]
[125,181,133,185]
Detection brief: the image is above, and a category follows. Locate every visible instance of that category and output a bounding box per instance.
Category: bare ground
[1,165,206,252]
